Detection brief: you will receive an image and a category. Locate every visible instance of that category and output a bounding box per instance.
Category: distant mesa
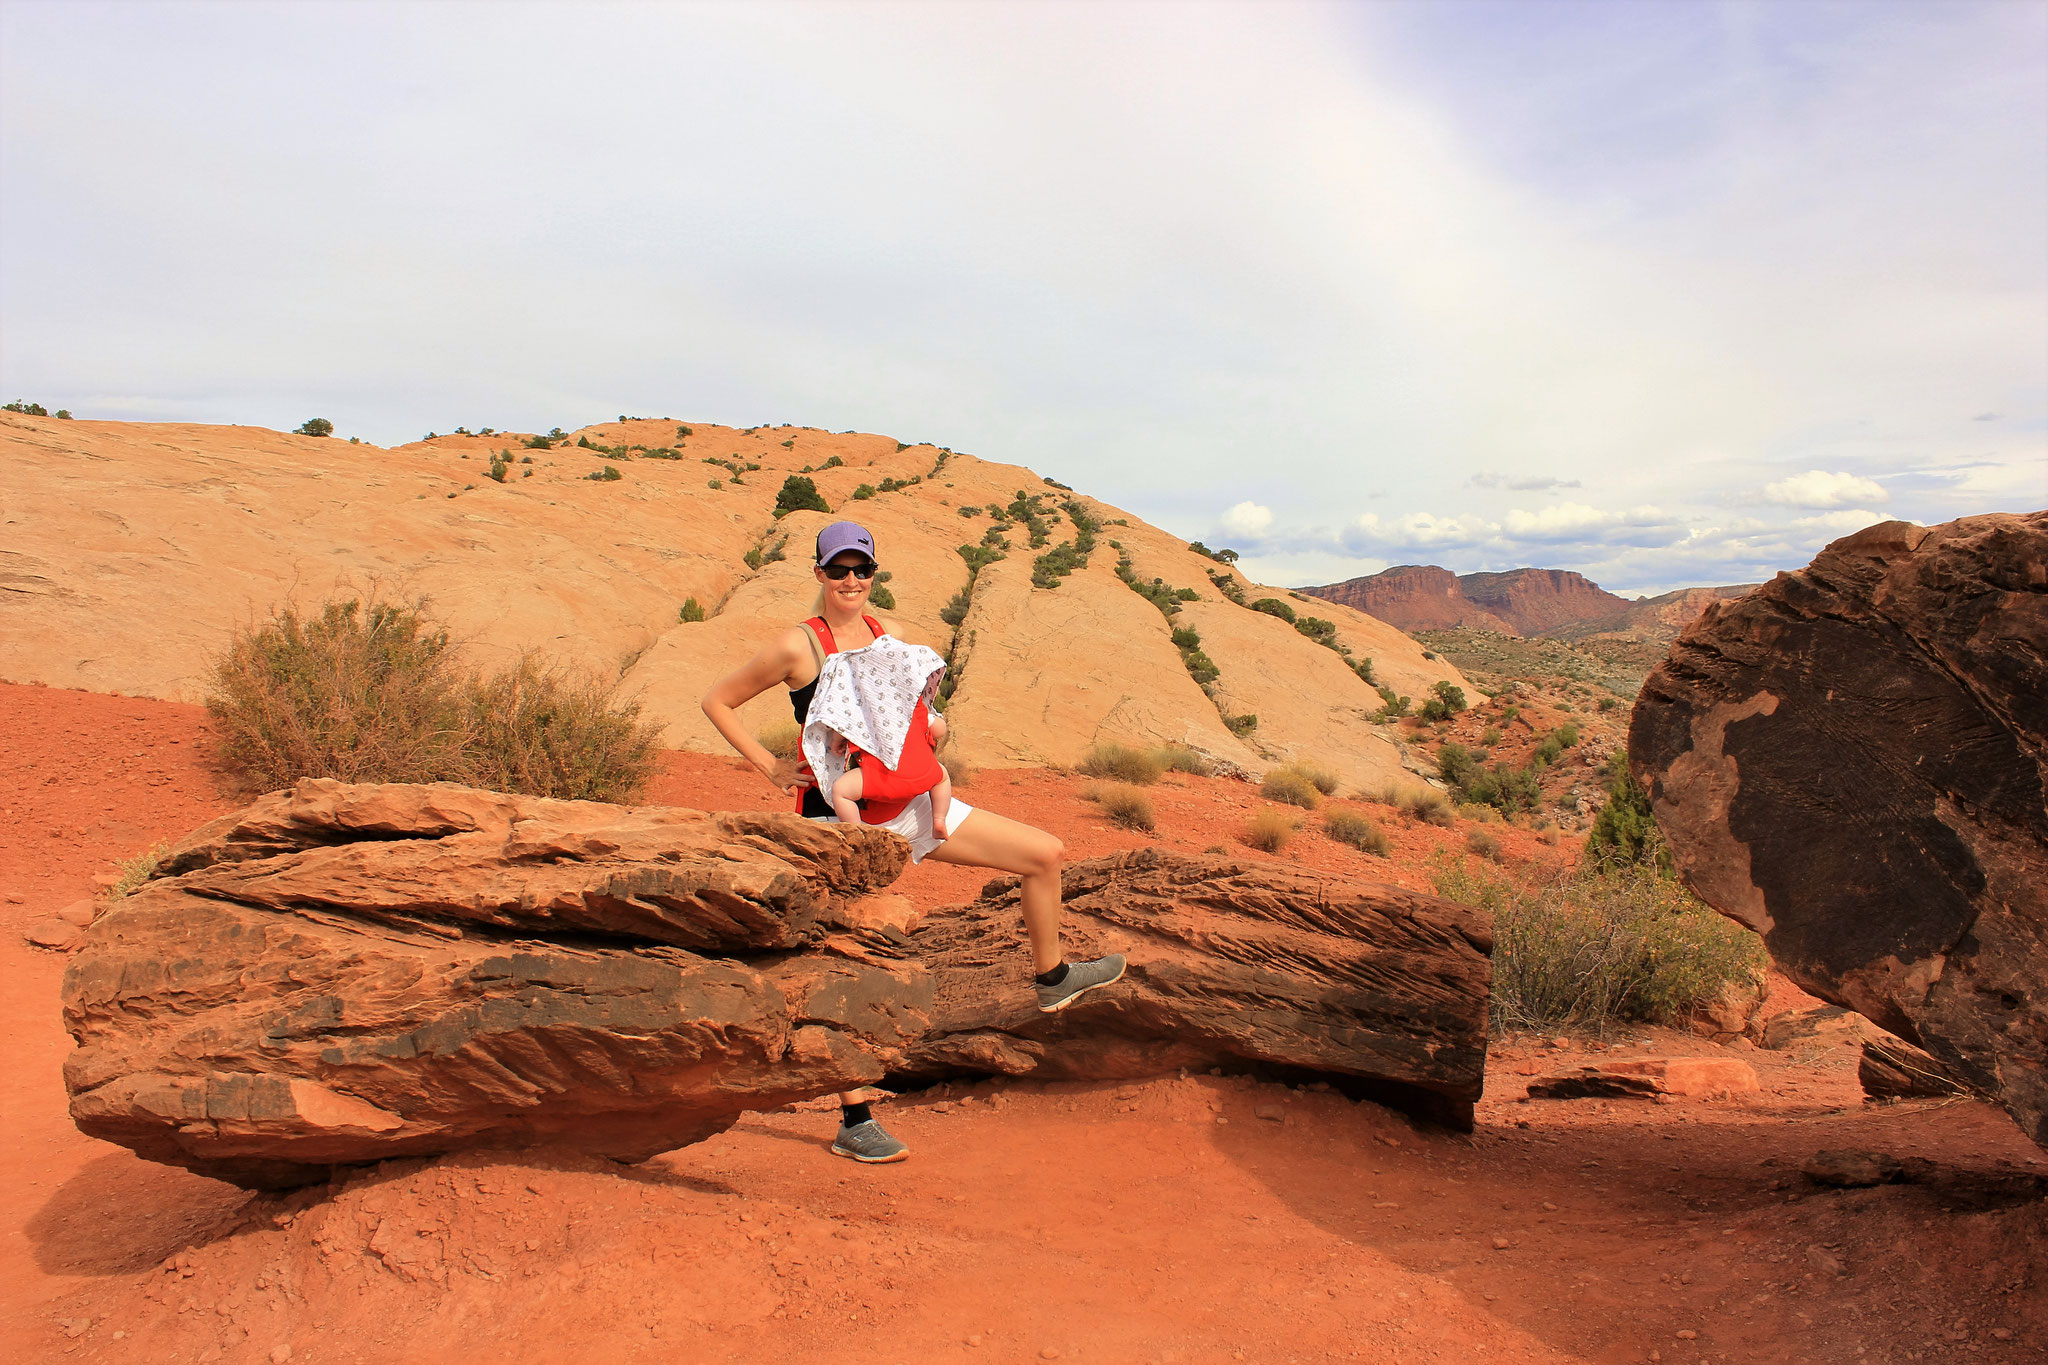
[1300,564,1756,644]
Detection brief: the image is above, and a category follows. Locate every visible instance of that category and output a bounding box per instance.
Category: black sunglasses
[819,561,879,581]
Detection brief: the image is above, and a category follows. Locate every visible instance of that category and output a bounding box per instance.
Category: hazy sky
[3,0,2043,595]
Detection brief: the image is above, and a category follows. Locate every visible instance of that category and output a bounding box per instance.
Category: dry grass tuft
[1150,745,1216,777]
[1289,759,1340,796]
[1465,829,1503,862]
[1240,807,1299,852]
[1079,742,1166,786]
[1092,782,1157,832]
[1323,807,1390,856]
[1260,767,1322,810]
[1399,787,1456,827]
[208,595,661,802]
[110,840,172,898]
[757,719,804,763]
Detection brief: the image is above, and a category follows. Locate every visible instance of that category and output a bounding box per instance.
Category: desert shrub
[4,400,50,415]
[1240,808,1298,853]
[1374,684,1410,720]
[1033,541,1088,589]
[1432,681,1468,714]
[774,474,830,516]
[757,719,803,763]
[1079,742,1165,785]
[1480,726,1502,746]
[1093,782,1156,832]
[1150,745,1214,776]
[460,657,662,802]
[295,418,333,437]
[1400,787,1455,826]
[1260,767,1321,809]
[870,581,897,610]
[1466,829,1503,861]
[1290,759,1339,795]
[110,839,172,898]
[852,483,877,500]
[679,597,705,623]
[1223,711,1258,738]
[1432,856,1768,1035]
[524,434,554,449]
[1324,808,1389,856]
[585,465,622,482]
[939,587,972,627]
[487,450,512,483]
[207,597,659,801]
[55,409,72,419]
[1208,571,1246,605]
[1437,742,1478,789]
[1585,753,1671,874]
[1250,598,1297,624]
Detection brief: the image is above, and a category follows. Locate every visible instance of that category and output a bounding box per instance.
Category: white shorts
[813,792,973,864]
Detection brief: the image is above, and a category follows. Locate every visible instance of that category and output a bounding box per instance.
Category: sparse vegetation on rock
[773,474,830,516]
[294,418,334,437]
[679,597,706,623]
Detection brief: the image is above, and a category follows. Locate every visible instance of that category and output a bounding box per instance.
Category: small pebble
[1675,1329,1698,1340]
[1492,1237,1511,1250]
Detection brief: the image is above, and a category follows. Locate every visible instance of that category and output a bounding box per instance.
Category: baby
[829,707,953,841]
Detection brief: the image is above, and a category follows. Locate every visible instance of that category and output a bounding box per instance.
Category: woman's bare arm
[702,627,813,795]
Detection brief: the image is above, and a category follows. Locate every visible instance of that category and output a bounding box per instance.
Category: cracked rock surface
[1630,512,2047,1146]
[61,780,928,1188]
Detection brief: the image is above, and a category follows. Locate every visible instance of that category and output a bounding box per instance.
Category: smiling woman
[699,518,1128,1164]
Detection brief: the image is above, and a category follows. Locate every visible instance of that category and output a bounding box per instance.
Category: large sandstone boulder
[62,784,1497,1184]
[897,849,1495,1129]
[61,780,929,1188]
[1630,513,2048,1146]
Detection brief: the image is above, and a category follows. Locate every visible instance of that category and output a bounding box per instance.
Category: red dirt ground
[3,681,2043,1365]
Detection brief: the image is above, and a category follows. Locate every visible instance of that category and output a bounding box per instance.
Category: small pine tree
[1586,752,1671,874]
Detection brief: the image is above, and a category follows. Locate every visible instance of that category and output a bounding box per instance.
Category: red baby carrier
[798,615,939,825]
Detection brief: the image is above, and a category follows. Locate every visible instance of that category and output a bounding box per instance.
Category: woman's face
[815,551,876,611]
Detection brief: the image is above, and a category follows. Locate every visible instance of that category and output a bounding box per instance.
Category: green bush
[1224,711,1258,738]
[1260,767,1321,809]
[585,465,622,482]
[1586,753,1671,874]
[1324,807,1389,855]
[487,450,512,483]
[110,839,173,898]
[1432,855,1768,1035]
[4,400,49,415]
[296,418,334,437]
[939,587,972,627]
[206,596,659,801]
[774,474,830,516]
[679,597,706,623]
[1432,681,1468,714]
[524,434,554,449]
[853,484,877,500]
[1250,598,1297,624]
[55,409,72,419]
[1079,743,1165,785]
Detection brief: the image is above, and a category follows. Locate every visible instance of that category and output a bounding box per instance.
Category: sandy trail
[2,682,2042,1364]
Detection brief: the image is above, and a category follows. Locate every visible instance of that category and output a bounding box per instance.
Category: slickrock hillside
[1305,564,1754,644]
[0,413,1464,792]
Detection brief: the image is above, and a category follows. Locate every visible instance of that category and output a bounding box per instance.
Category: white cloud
[1220,500,1274,539]
[1793,508,1895,534]
[1762,470,1890,509]
[1471,472,1582,491]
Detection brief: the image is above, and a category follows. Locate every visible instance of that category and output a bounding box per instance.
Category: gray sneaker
[831,1118,909,1163]
[1036,953,1128,1013]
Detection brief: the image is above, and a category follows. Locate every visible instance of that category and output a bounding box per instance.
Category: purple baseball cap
[814,521,877,566]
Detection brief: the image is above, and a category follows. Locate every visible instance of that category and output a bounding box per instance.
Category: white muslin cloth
[800,634,948,803]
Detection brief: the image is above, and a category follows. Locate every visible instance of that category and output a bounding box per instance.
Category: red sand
[3,681,2043,1365]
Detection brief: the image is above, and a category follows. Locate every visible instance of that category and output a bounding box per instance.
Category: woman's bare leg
[923,807,1064,972]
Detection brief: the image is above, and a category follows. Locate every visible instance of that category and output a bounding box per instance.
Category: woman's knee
[1026,831,1064,879]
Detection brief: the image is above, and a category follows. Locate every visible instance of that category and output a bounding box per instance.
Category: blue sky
[2,0,2042,595]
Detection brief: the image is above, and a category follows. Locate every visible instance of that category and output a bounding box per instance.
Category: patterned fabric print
[800,636,948,804]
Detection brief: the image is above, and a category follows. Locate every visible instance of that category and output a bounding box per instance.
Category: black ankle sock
[840,1101,873,1128]
[1035,962,1069,987]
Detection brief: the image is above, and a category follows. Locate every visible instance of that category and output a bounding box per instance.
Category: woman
[702,520,1126,1163]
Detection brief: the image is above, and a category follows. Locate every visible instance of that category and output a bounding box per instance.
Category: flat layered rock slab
[60,781,927,1188]
[901,848,1494,1128]
[1527,1058,1760,1101]
[1630,512,2048,1147]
